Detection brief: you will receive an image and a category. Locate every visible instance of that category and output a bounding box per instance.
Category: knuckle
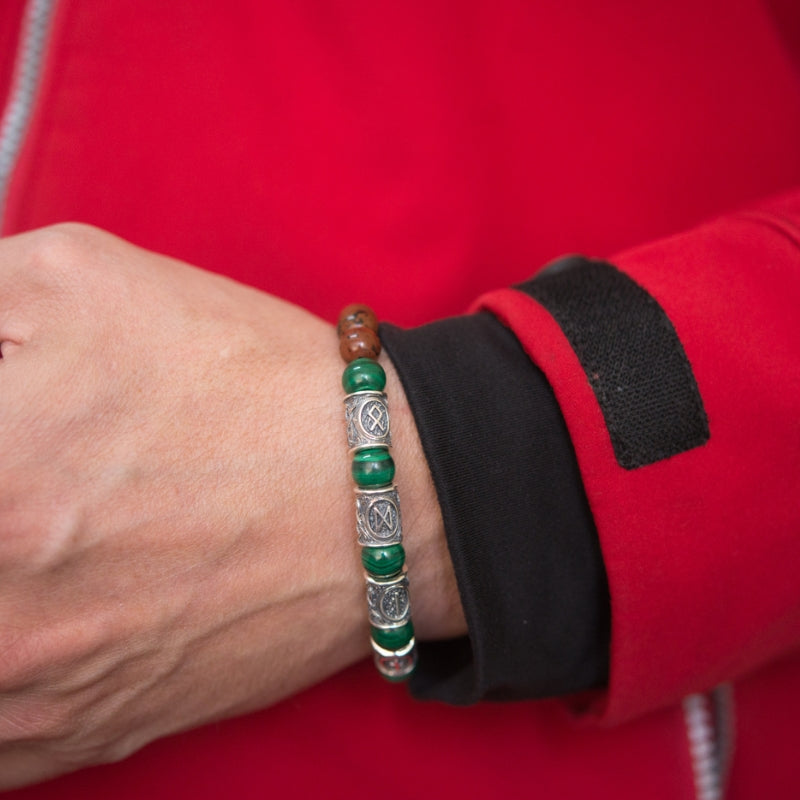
[25,223,106,277]
[24,226,82,281]
[41,221,104,244]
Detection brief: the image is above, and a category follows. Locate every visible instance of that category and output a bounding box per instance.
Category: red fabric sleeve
[478,190,800,724]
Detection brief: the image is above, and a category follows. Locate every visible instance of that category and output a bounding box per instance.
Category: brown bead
[337,303,379,337]
[339,326,381,362]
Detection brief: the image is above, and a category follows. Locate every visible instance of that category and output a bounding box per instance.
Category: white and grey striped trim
[683,686,735,800]
[0,0,58,226]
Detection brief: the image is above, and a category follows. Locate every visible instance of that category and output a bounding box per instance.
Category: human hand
[0,224,461,788]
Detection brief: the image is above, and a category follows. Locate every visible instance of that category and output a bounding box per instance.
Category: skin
[0,223,466,789]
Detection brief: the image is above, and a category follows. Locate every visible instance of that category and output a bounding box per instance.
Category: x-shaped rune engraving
[362,401,388,435]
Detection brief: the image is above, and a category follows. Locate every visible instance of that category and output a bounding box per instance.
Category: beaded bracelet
[337,304,417,681]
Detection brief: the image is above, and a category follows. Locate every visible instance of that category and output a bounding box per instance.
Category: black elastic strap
[516,257,710,470]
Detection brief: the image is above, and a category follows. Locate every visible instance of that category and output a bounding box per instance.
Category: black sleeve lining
[381,312,610,704]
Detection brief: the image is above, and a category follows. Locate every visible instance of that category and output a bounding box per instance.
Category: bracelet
[337,304,417,681]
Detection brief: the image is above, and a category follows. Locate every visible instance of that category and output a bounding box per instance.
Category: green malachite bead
[352,448,395,487]
[342,358,387,394]
[371,621,414,651]
[361,544,405,577]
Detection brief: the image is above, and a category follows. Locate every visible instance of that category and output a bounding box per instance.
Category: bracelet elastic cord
[338,304,417,681]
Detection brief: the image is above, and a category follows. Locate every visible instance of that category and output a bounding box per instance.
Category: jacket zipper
[0,0,58,226]
[683,686,735,800]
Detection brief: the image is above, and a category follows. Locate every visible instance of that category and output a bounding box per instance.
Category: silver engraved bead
[344,391,391,450]
[371,638,417,680]
[366,572,411,629]
[355,486,402,546]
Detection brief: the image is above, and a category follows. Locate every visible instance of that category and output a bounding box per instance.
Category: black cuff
[381,313,610,704]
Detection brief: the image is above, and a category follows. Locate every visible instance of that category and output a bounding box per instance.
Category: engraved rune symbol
[381,586,409,622]
[345,402,358,444]
[361,400,388,437]
[368,499,397,536]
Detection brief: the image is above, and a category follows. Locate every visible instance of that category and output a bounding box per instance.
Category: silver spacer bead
[355,485,403,546]
[344,391,391,450]
[366,571,411,629]
[371,638,417,680]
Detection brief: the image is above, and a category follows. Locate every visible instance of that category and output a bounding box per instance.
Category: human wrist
[376,353,467,643]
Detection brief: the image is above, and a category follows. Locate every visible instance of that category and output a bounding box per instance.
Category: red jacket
[2,1,799,797]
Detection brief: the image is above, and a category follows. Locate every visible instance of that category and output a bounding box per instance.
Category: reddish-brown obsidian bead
[337,303,379,337]
[340,326,381,362]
